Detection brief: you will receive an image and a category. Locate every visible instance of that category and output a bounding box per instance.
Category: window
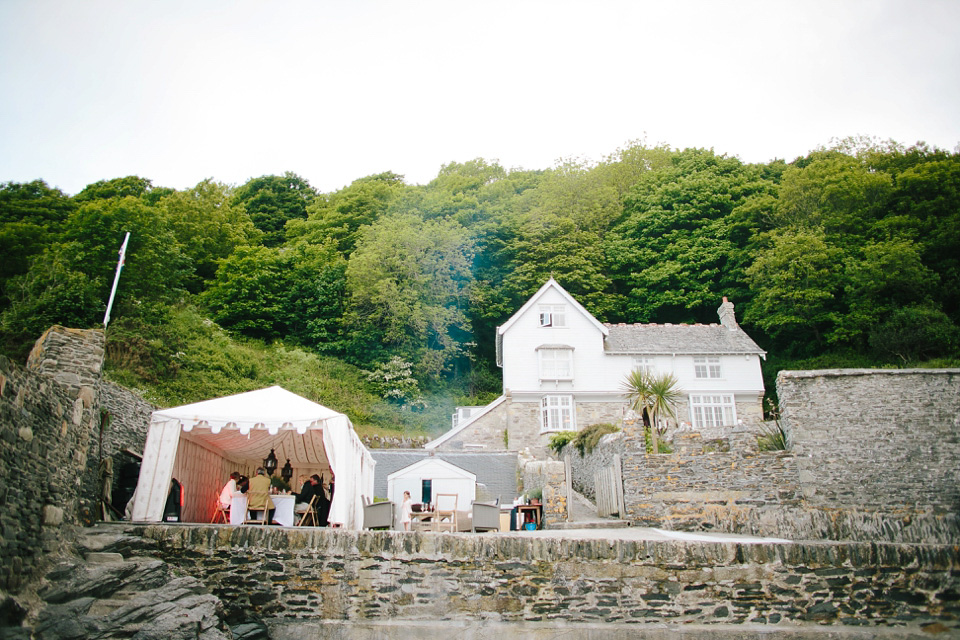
[632,357,655,375]
[690,394,736,429]
[539,348,573,380]
[694,356,722,379]
[541,395,574,433]
[538,304,566,327]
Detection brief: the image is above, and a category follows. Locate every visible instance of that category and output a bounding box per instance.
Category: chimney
[717,297,738,330]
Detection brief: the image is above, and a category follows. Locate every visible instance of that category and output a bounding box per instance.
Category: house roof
[603,323,766,356]
[371,450,519,503]
[496,278,608,367]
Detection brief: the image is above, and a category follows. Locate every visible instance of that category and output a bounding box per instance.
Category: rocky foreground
[0,529,267,640]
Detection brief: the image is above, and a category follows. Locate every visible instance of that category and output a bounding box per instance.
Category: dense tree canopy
[1,138,957,411]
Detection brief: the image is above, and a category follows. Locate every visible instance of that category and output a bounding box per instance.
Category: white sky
[1,0,958,196]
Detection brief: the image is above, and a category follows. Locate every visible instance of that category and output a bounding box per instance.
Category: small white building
[429,278,767,454]
[386,458,477,509]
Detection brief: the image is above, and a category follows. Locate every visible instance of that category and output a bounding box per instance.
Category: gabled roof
[496,278,607,366]
[386,457,476,482]
[371,450,519,503]
[603,323,766,356]
[497,278,608,337]
[425,395,506,449]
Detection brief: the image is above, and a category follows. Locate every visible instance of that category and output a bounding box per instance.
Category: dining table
[229,492,296,526]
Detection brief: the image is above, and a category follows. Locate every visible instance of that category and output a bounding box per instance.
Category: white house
[427,278,766,454]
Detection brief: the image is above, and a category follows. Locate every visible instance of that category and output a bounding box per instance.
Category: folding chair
[243,491,271,525]
[434,493,458,532]
[296,494,319,526]
[211,491,230,524]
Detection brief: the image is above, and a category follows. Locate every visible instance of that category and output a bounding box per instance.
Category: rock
[232,620,271,640]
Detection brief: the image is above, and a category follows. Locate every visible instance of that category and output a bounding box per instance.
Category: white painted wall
[386,459,477,509]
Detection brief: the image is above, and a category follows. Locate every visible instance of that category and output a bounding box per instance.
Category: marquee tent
[128,386,375,529]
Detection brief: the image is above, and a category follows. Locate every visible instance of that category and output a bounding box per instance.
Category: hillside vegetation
[2,138,958,438]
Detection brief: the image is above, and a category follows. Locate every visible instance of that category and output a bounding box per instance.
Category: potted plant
[526,487,542,505]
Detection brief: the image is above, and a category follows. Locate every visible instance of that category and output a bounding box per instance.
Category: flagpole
[103,232,130,329]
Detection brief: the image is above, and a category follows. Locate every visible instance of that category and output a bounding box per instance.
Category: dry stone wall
[0,355,97,591]
[777,368,960,513]
[116,524,959,633]
[570,368,960,543]
[0,327,156,593]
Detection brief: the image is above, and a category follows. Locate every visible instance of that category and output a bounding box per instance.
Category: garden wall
[571,368,960,543]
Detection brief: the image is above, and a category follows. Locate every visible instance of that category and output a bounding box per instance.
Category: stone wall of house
[113,524,959,633]
[0,354,97,592]
[436,397,624,457]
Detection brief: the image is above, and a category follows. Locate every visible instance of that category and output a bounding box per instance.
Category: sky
[1,0,958,196]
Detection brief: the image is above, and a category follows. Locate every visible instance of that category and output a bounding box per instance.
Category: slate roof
[370,450,519,503]
[603,323,766,356]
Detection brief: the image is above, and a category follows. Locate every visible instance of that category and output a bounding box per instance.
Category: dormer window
[539,304,566,327]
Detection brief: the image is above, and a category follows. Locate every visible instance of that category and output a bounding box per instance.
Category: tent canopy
[129,386,374,529]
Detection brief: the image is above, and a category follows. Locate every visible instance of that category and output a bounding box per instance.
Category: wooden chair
[243,491,271,525]
[434,493,458,532]
[296,494,319,526]
[211,491,230,524]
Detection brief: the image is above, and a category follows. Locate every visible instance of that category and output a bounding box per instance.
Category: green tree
[201,246,288,339]
[160,179,261,292]
[745,228,844,353]
[608,149,774,323]
[231,172,317,246]
[621,370,681,454]
[345,213,475,380]
[0,180,77,305]
[287,172,406,254]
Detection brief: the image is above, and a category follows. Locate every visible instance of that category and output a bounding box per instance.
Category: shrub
[757,422,788,451]
[573,423,619,457]
[548,431,576,456]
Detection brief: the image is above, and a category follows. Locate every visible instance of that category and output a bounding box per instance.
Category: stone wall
[0,355,97,591]
[566,431,625,502]
[114,524,959,633]
[573,368,960,543]
[518,455,567,525]
[0,327,157,594]
[777,368,960,513]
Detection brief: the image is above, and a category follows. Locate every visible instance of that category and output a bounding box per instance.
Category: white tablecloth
[229,493,296,526]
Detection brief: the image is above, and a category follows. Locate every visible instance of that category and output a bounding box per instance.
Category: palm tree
[621,370,682,454]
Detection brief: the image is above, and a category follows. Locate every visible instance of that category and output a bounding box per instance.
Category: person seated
[219,471,240,509]
[295,474,319,515]
[247,467,275,523]
[237,474,249,493]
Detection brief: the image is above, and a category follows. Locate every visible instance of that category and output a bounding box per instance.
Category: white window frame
[694,356,722,379]
[538,304,567,328]
[541,395,574,433]
[539,348,573,380]
[689,394,737,429]
[632,356,655,375]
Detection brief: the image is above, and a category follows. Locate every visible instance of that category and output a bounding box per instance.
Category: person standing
[400,490,413,531]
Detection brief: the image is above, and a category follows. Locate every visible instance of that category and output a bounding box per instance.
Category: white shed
[127,386,374,530]
[387,458,476,509]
